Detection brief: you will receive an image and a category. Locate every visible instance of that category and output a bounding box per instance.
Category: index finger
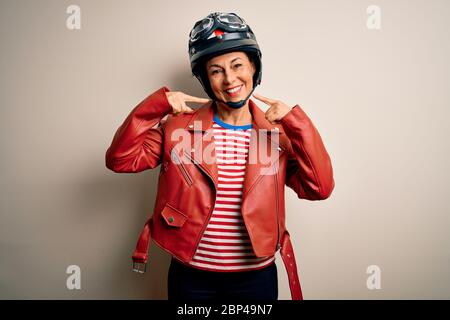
[184,94,210,104]
[252,93,276,105]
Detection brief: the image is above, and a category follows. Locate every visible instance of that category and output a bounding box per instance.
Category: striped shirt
[188,114,275,272]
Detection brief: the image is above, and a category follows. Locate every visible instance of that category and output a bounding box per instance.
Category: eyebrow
[208,57,242,69]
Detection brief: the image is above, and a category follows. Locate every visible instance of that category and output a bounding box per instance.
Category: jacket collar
[185,99,285,137]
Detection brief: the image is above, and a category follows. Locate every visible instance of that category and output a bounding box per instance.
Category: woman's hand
[252,93,292,124]
[165,91,210,116]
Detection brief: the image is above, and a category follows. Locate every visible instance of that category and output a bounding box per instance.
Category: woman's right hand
[165,91,210,116]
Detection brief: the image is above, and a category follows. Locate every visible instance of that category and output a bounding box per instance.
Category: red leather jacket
[105,87,335,300]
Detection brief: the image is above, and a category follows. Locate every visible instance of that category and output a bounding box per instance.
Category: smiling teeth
[226,85,242,93]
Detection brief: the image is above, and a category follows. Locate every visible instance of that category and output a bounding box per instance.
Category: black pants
[167,258,278,301]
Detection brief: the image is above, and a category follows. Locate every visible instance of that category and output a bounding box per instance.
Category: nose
[224,69,237,85]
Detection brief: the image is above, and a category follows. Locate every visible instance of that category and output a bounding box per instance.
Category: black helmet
[188,12,262,108]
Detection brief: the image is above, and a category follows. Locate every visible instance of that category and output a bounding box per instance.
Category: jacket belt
[279,230,303,300]
[132,219,303,300]
[131,218,153,273]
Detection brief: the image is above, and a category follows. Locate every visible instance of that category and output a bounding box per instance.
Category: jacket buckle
[132,261,147,274]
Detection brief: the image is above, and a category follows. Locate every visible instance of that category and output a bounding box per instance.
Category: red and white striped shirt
[188,116,275,272]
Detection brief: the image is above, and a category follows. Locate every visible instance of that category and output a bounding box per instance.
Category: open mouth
[224,85,243,97]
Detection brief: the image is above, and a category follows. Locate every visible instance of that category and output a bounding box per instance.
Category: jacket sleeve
[279,105,335,200]
[105,86,172,173]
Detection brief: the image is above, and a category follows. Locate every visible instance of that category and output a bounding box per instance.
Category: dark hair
[244,51,255,65]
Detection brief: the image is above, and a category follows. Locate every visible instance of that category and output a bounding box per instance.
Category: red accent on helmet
[214,29,225,37]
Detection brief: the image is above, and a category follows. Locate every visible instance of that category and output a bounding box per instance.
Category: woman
[105,12,335,301]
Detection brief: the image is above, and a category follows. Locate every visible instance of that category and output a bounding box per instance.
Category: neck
[215,100,252,126]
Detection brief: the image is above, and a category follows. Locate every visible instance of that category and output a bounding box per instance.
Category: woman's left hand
[252,93,292,124]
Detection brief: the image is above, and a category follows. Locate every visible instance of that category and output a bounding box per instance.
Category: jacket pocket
[160,203,188,228]
[170,147,193,186]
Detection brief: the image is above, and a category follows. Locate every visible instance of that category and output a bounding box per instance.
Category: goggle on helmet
[189,12,249,43]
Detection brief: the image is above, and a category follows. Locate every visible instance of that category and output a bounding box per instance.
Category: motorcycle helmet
[188,12,262,109]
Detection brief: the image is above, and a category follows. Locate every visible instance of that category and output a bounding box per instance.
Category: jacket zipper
[183,150,216,260]
[171,148,193,186]
[274,172,281,251]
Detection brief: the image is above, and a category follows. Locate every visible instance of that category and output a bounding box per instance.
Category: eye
[211,69,221,75]
[234,64,242,68]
